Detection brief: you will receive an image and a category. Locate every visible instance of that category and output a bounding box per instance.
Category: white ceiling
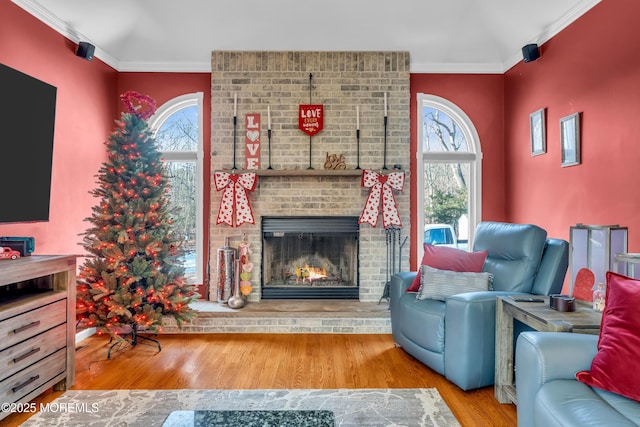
[14,0,600,73]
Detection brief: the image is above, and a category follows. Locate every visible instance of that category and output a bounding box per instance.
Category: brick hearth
[161,300,391,334]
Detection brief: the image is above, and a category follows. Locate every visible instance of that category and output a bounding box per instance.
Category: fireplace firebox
[261,216,359,299]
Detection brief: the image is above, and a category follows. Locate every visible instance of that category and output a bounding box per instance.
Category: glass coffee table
[162,409,335,426]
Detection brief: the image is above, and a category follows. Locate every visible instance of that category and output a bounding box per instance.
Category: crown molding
[11,0,120,70]
[117,61,212,73]
[417,0,602,74]
[409,61,504,74]
[538,0,601,46]
[502,0,602,72]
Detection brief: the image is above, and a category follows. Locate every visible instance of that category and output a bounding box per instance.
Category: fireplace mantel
[215,169,406,177]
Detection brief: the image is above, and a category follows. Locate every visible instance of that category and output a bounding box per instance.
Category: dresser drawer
[0,323,66,382]
[0,348,66,404]
[0,299,66,350]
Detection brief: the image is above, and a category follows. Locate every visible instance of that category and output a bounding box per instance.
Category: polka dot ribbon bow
[214,171,258,227]
[358,169,404,229]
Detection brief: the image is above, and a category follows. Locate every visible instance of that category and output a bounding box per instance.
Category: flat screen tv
[0,63,56,223]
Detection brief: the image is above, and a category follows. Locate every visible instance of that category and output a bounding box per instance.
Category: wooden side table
[494,296,602,404]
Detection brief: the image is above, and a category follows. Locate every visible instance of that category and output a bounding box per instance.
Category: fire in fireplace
[261,216,359,299]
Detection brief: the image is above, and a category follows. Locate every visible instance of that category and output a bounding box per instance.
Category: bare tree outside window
[423,107,470,247]
[155,106,198,283]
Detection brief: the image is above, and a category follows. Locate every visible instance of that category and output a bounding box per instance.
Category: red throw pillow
[406,243,488,292]
[575,271,640,402]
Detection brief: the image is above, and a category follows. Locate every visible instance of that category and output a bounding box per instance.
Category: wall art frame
[530,108,546,156]
[561,112,581,167]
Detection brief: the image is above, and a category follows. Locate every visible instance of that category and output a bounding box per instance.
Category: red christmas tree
[76,92,199,347]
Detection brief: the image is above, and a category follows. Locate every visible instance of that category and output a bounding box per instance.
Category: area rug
[21,388,460,426]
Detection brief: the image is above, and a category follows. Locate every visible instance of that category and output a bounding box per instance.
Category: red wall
[409,74,506,268]
[0,2,117,256]
[504,0,640,252]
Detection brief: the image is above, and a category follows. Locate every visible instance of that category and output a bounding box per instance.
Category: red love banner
[245,113,260,170]
[299,104,324,136]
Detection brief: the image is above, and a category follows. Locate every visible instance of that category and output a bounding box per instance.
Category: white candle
[356,106,360,130]
[233,93,237,117]
[267,105,271,130]
[384,92,387,117]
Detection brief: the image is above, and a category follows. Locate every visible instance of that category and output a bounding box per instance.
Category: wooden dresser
[0,255,76,420]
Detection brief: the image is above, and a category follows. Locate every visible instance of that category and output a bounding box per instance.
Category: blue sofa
[390,222,568,390]
[516,332,640,426]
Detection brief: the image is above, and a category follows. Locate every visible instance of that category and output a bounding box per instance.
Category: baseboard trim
[76,327,96,343]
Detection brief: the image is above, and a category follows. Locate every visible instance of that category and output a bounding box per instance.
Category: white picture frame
[530,108,546,156]
[561,112,581,167]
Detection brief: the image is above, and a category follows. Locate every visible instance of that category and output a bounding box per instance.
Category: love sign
[299,104,324,136]
[245,114,260,169]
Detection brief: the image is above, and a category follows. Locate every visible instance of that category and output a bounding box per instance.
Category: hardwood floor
[5,334,516,426]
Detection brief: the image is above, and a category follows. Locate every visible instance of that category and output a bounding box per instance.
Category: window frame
[148,92,204,285]
[416,93,482,261]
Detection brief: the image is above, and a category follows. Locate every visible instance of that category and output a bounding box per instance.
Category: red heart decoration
[121,91,157,120]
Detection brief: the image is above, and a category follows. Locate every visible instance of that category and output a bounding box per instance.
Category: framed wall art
[530,108,546,156]
[561,112,581,167]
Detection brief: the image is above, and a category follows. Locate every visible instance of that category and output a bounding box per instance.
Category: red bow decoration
[214,171,258,227]
[358,169,404,228]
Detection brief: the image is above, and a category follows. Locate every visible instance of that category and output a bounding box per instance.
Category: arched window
[148,93,204,285]
[416,94,482,260]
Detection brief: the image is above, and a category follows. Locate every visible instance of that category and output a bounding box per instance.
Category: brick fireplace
[209,51,410,303]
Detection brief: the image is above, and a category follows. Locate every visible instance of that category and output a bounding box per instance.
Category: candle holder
[267,129,273,169]
[382,115,388,170]
[306,73,315,170]
[356,129,361,169]
[232,115,238,170]
[307,136,314,170]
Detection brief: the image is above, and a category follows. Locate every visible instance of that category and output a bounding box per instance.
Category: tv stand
[0,255,76,420]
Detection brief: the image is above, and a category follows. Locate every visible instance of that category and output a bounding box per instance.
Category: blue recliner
[390,221,569,390]
[516,332,640,426]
